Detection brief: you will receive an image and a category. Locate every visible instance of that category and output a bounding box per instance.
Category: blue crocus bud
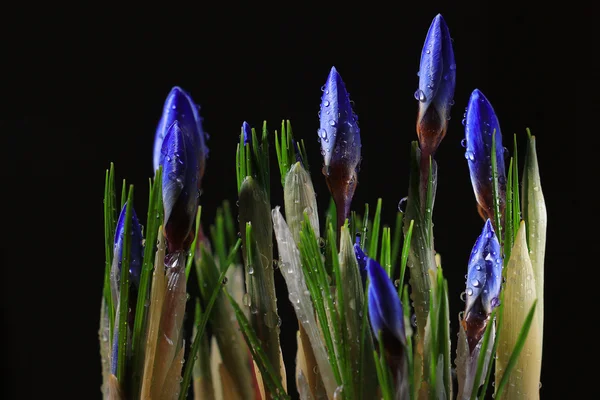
[353,236,368,284]
[242,121,252,145]
[416,14,456,158]
[464,89,507,226]
[318,67,361,229]
[161,121,201,253]
[112,202,143,289]
[367,257,406,347]
[153,86,208,182]
[462,219,503,352]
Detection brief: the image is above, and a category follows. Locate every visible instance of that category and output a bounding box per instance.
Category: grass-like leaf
[298,214,342,384]
[116,185,134,383]
[401,285,414,399]
[360,203,369,249]
[368,198,383,260]
[397,219,414,297]
[275,120,308,186]
[178,239,241,400]
[494,300,537,399]
[185,206,202,282]
[380,227,391,277]
[103,163,117,334]
[225,289,290,399]
[504,157,514,263]
[390,212,403,276]
[490,130,503,245]
[131,167,163,395]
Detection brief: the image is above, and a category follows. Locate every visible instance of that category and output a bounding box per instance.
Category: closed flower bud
[161,121,201,252]
[462,219,502,353]
[464,89,507,226]
[416,14,456,157]
[153,86,208,182]
[318,67,361,228]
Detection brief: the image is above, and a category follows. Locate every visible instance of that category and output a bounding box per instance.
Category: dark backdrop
[2,4,570,399]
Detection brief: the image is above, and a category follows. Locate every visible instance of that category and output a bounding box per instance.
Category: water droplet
[539,382,543,389]
[464,151,475,161]
[416,71,420,77]
[450,99,455,106]
[289,292,300,304]
[247,265,254,275]
[414,89,427,102]
[398,196,408,212]
[490,297,500,307]
[411,314,417,327]
[461,138,467,148]
[329,120,336,126]
[324,100,330,107]
[461,118,467,126]
[313,365,319,374]
[242,293,251,307]
[250,305,259,314]
[426,49,431,54]
[318,237,326,248]
[466,288,473,296]
[472,279,481,287]
[319,129,327,139]
[394,279,400,288]
[460,291,466,301]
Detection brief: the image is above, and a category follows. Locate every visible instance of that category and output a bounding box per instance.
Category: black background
[2,4,571,399]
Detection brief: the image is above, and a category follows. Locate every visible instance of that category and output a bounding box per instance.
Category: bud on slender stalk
[160,121,202,252]
[153,86,208,180]
[367,257,408,398]
[415,14,456,159]
[456,219,502,399]
[464,89,507,229]
[318,66,361,231]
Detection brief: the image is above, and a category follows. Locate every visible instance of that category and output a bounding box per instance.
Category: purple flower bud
[242,121,252,145]
[153,86,208,183]
[462,219,503,352]
[113,202,143,287]
[367,258,405,347]
[318,67,361,228]
[353,236,368,284]
[161,121,200,252]
[464,89,506,226]
[416,14,456,157]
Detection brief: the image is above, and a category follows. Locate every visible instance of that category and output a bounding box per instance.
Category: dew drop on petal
[466,288,473,296]
[461,138,467,148]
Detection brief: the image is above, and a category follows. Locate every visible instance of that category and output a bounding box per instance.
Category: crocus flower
[161,120,201,252]
[242,121,252,145]
[464,89,506,227]
[353,237,368,284]
[318,66,361,229]
[367,257,405,348]
[416,14,456,158]
[111,202,143,303]
[462,219,503,353]
[153,86,208,183]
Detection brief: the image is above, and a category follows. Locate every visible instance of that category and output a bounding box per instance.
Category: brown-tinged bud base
[323,162,357,237]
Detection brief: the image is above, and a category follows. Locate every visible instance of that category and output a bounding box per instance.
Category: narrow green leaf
[179,239,241,400]
[402,285,414,399]
[116,186,134,383]
[390,212,403,276]
[495,301,538,400]
[185,206,202,281]
[397,220,414,297]
[299,217,342,384]
[440,278,451,399]
[224,290,290,399]
[504,157,514,263]
[361,203,369,249]
[368,198,383,259]
[103,166,115,336]
[512,134,520,240]
[490,130,503,245]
